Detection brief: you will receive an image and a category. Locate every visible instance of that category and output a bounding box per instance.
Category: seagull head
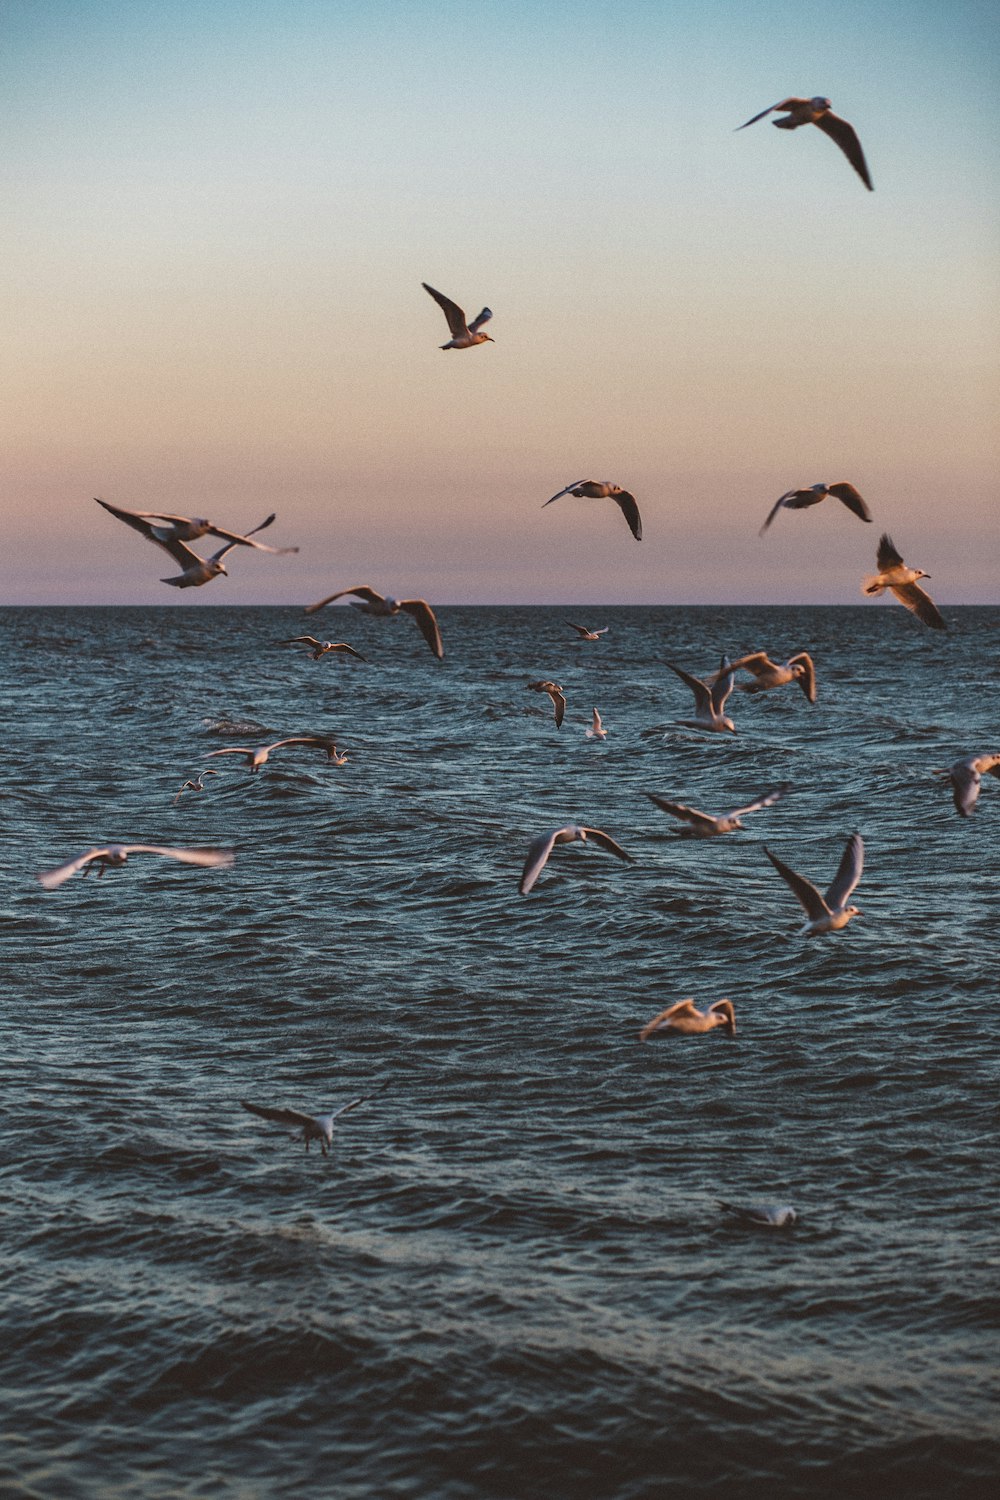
[811,96,832,111]
[721,717,737,734]
[847,905,862,919]
[915,569,930,580]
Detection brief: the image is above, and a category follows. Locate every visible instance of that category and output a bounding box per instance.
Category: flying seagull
[94,498,299,553]
[759,481,871,535]
[725,651,817,703]
[519,824,632,895]
[422,282,494,348]
[737,96,873,190]
[543,481,642,541]
[764,833,864,935]
[639,999,736,1040]
[527,680,566,728]
[38,844,233,889]
[863,534,946,630]
[173,771,219,805]
[666,657,737,733]
[304,586,443,658]
[206,736,341,771]
[646,784,789,837]
[718,1201,797,1228]
[240,1087,384,1155]
[280,636,367,662]
[567,621,609,640]
[934,754,1000,817]
[585,707,607,740]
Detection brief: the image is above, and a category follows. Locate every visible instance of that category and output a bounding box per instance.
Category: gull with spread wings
[666,657,737,734]
[764,833,864,935]
[422,282,494,348]
[759,481,871,536]
[280,636,367,662]
[737,96,873,190]
[519,824,632,895]
[724,651,817,703]
[639,999,736,1041]
[934,754,1000,817]
[527,680,566,728]
[38,844,233,889]
[543,481,642,541]
[240,1086,384,1155]
[206,736,341,772]
[863,534,946,630]
[567,621,609,640]
[304,586,443,658]
[646,784,789,837]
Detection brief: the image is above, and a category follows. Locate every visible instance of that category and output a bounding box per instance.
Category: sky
[3,0,998,604]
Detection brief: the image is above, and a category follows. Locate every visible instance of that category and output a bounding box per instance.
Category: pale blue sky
[3,0,997,603]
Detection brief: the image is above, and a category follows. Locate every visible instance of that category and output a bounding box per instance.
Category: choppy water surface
[2,605,998,1499]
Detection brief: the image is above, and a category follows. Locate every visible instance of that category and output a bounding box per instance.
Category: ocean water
[2,603,998,1500]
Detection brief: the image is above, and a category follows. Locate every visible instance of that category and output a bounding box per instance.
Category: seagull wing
[240,1100,315,1129]
[467,307,493,333]
[422,282,468,339]
[827,482,872,522]
[610,489,642,541]
[711,658,735,714]
[567,621,592,636]
[329,643,367,660]
[723,784,791,820]
[205,746,254,759]
[519,829,564,895]
[304,585,384,614]
[398,599,444,658]
[38,847,112,888]
[645,792,719,831]
[579,828,633,863]
[758,491,796,534]
[735,99,799,130]
[727,651,776,680]
[665,661,712,715]
[764,846,830,920]
[95,498,202,568]
[891,582,946,631]
[789,652,817,702]
[543,481,587,508]
[639,1000,699,1040]
[876,533,904,571]
[119,845,235,869]
[549,688,566,727]
[824,833,864,909]
[204,514,297,552]
[329,1084,386,1122]
[814,111,873,190]
[282,636,322,648]
[950,764,980,817]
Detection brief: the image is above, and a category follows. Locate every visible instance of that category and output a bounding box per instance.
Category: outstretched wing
[735,99,803,130]
[891,582,946,631]
[645,792,719,832]
[789,652,817,703]
[543,481,587,508]
[304,585,383,614]
[827,482,871,522]
[468,307,493,333]
[282,636,322,648]
[639,1000,699,1041]
[814,111,873,190]
[764,846,829,920]
[422,282,468,339]
[38,847,111,889]
[949,763,981,817]
[824,833,864,909]
[549,687,566,727]
[727,651,776,680]
[240,1100,314,1129]
[876,533,904,571]
[329,1083,387,1122]
[611,489,642,541]
[579,827,633,863]
[722,784,791,820]
[519,829,562,895]
[665,661,711,715]
[123,844,234,869]
[399,598,444,658]
[711,658,735,714]
[95,497,202,569]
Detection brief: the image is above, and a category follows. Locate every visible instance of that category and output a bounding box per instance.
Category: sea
[2,604,998,1500]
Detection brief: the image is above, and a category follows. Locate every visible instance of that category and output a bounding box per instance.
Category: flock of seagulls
[34,93,991,1229]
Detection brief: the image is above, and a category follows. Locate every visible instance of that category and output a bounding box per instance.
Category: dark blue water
[2,605,998,1499]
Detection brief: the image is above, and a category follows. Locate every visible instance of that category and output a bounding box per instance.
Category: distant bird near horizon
[173,771,219,805]
[304,586,444,658]
[934,754,1000,817]
[737,96,873,190]
[280,636,367,662]
[759,482,871,535]
[240,1087,384,1155]
[38,844,233,889]
[527,680,566,728]
[205,736,341,772]
[863,534,946,630]
[567,621,609,640]
[725,651,817,704]
[519,824,632,895]
[666,657,737,734]
[543,482,643,541]
[646,784,789,837]
[765,832,864,936]
[639,999,736,1041]
[586,707,607,740]
[422,282,494,348]
[718,1201,797,1228]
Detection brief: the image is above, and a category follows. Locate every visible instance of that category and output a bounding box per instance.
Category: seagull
[666,657,737,733]
[304,586,443,658]
[205,736,340,771]
[759,481,871,535]
[280,636,367,662]
[646,784,789,837]
[585,707,607,740]
[38,844,234,889]
[725,651,817,704]
[567,621,609,640]
[173,771,219,805]
[863,534,946,630]
[527,680,566,728]
[639,999,736,1040]
[422,282,494,348]
[519,824,632,895]
[718,1201,797,1228]
[240,1086,384,1156]
[736,96,873,191]
[764,833,864,935]
[543,481,642,541]
[934,754,1000,817]
[94,498,299,552]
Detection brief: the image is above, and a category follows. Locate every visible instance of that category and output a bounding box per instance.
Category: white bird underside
[764,833,864,934]
[863,534,946,630]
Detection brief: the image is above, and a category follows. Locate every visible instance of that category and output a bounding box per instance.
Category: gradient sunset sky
[4,0,997,604]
